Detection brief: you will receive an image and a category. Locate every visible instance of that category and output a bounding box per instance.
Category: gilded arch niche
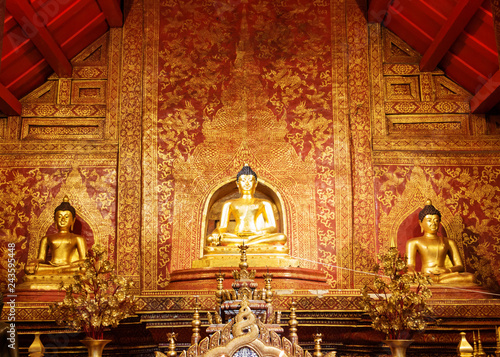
[201,177,287,245]
[26,168,114,264]
[377,166,466,261]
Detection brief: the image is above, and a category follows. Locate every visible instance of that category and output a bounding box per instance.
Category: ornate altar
[156,246,335,357]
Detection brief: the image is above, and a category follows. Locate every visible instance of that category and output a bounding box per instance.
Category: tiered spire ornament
[263,269,274,323]
[288,300,299,344]
[473,331,478,357]
[191,298,202,348]
[477,330,486,357]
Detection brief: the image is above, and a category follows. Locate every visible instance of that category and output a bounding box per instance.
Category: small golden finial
[424,199,432,206]
[63,195,70,202]
[166,332,178,357]
[313,332,324,357]
[457,332,473,357]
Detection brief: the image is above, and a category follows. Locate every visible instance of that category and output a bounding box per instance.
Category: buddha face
[420,214,440,234]
[237,174,257,195]
[55,210,75,232]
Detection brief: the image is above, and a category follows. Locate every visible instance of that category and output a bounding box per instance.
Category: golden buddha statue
[192,165,297,268]
[207,164,287,247]
[22,196,87,289]
[406,200,476,285]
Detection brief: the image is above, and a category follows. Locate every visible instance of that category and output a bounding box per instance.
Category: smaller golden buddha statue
[207,164,287,247]
[22,196,87,289]
[406,200,476,285]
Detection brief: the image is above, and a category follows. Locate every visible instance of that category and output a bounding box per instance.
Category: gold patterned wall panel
[142,0,160,292]
[373,162,500,292]
[388,115,469,136]
[150,0,357,290]
[20,118,105,140]
[384,76,420,101]
[369,25,492,152]
[70,81,107,105]
[370,23,500,292]
[0,159,117,293]
[0,26,122,291]
[8,34,114,145]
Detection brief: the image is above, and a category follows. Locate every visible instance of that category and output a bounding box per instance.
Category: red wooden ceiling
[0,0,121,116]
[0,1,499,116]
[369,0,500,114]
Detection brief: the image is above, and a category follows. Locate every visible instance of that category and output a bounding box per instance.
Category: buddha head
[418,200,441,234]
[54,196,77,232]
[236,164,258,195]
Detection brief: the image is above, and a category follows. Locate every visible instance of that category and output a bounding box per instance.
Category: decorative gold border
[331,0,353,288]
[106,28,122,140]
[116,0,143,280]
[20,118,104,140]
[142,0,160,292]
[71,81,107,105]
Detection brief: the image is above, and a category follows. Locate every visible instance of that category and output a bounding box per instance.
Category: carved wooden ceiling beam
[96,0,123,27]
[0,82,21,115]
[470,70,500,113]
[420,0,483,72]
[367,0,392,23]
[5,0,72,78]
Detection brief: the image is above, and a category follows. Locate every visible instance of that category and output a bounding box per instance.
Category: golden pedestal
[18,274,73,291]
[192,245,299,268]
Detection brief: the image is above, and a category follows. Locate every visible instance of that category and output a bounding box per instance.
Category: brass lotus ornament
[49,244,137,340]
[361,247,432,340]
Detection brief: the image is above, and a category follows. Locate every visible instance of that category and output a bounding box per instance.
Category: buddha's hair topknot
[54,195,76,219]
[236,164,257,182]
[418,199,441,222]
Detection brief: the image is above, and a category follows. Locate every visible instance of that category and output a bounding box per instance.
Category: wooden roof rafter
[0,82,21,115]
[420,0,484,72]
[368,0,393,23]
[0,0,20,116]
[96,0,122,27]
[5,0,72,78]
[470,70,500,113]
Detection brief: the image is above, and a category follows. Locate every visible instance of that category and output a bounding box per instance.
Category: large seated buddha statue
[405,200,477,286]
[207,164,286,247]
[192,165,298,268]
[22,196,87,289]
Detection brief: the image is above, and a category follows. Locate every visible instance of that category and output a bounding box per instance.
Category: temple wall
[0,28,121,292]
[1,0,500,297]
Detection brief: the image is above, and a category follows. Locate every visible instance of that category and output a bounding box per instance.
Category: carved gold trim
[20,118,104,140]
[142,0,161,291]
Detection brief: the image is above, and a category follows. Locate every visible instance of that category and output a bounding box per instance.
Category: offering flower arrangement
[361,247,432,340]
[50,244,137,340]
